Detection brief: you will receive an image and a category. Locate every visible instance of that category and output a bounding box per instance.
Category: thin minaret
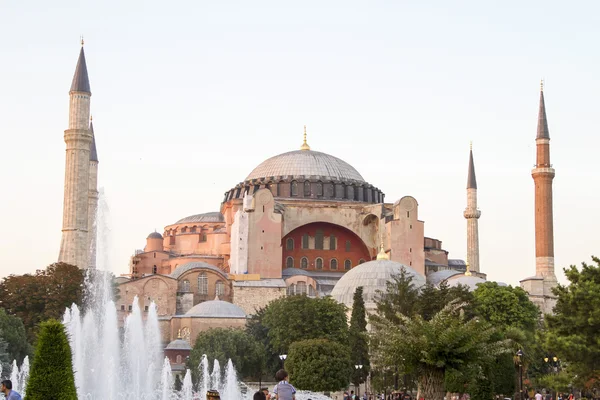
[463,142,481,273]
[88,116,99,268]
[532,81,557,281]
[58,41,93,268]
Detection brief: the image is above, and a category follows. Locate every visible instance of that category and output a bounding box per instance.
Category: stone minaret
[88,118,99,268]
[463,143,481,273]
[58,43,93,269]
[521,82,558,314]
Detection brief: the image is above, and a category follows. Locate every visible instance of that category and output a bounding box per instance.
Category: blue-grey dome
[446,275,486,291]
[147,232,163,239]
[330,259,426,309]
[426,270,462,286]
[169,262,226,280]
[165,338,192,350]
[175,212,224,224]
[185,300,246,318]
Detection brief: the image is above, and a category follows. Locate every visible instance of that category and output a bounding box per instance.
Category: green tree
[262,295,348,353]
[187,328,265,383]
[0,308,32,363]
[349,287,370,389]
[0,332,10,375]
[371,301,510,400]
[373,268,421,324]
[246,307,281,379]
[0,263,84,342]
[25,319,77,400]
[546,256,600,388]
[286,339,352,392]
[472,282,540,333]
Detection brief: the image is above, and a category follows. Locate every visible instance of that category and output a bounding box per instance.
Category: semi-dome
[331,259,426,309]
[446,274,486,291]
[147,232,163,239]
[169,262,226,280]
[165,338,192,351]
[246,150,365,182]
[185,300,246,318]
[175,212,224,224]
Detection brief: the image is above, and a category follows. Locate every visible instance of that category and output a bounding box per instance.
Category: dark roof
[467,148,477,189]
[536,90,550,139]
[70,47,91,94]
[147,232,163,239]
[89,121,98,162]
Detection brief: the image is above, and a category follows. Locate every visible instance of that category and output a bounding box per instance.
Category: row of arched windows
[286,282,316,297]
[286,257,364,270]
[177,273,225,296]
[286,234,344,251]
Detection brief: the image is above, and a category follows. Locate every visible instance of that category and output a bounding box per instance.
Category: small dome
[175,212,224,224]
[169,262,226,280]
[165,338,192,351]
[331,259,426,309]
[426,270,462,286]
[246,150,365,182]
[445,275,486,291]
[147,232,163,239]
[185,300,246,318]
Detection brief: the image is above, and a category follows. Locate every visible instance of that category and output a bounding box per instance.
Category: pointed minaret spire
[467,141,477,189]
[537,80,550,139]
[70,41,91,94]
[464,142,481,273]
[89,117,98,162]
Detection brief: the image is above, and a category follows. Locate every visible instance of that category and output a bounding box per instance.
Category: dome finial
[376,233,389,260]
[300,125,311,151]
[464,260,472,276]
[80,35,84,46]
[177,329,182,339]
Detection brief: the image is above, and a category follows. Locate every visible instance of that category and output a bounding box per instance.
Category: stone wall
[232,285,286,316]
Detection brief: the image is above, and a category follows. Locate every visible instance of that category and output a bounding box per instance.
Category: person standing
[0,380,22,400]
[535,391,543,400]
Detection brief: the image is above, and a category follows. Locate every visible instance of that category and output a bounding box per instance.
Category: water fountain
[3,190,331,399]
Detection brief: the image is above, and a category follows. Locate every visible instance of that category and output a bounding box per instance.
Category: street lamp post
[544,356,560,400]
[279,354,287,368]
[355,365,363,397]
[517,350,524,400]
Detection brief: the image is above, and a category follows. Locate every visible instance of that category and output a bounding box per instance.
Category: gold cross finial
[177,329,182,339]
[80,36,84,46]
[300,125,311,151]
[540,79,544,92]
[376,232,389,260]
[90,114,93,122]
[465,260,472,276]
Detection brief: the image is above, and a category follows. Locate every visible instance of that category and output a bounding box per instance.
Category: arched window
[344,259,352,270]
[180,280,190,292]
[297,281,307,295]
[315,229,324,250]
[287,284,296,296]
[316,182,323,197]
[330,259,338,270]
[315,258,323,270]
[216,280,225,296]
[152,265,157,274]
[286,238,294,251]
[330,235,336,250]
[345,240,351,252]
[304,181,311,196]
[302,234,309,249]
[308,285,316,297]
[197,273,208,295]
[354,186,359,201]
[176,355,182,364]
[359,259,366,265]
[301,257,308,269]
[291,181,298,197]
[191,226,197,233]
[286,257,294,269]
[181,227,187,233]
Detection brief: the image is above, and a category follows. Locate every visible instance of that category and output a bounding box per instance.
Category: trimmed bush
[25,319,77,400]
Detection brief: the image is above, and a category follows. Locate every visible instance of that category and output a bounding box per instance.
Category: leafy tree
[246,307,281,379]
[0,332,10,375]
[472,282,540,333]
[416,282,474,321]
[349,287,370,389]
[187,328,265,383]
[0,309,32,364]
[262,295,348,353]
[286,339,352,392]
[0,263,84,342]
[25,319,77,400]
[371,301,510,400]
[546,256,600,388]
[373,268,421,324]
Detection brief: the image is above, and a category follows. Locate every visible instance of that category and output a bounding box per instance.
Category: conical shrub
[25,319,77,400]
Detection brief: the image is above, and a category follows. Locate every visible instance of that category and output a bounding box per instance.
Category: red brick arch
[281,222,371,272]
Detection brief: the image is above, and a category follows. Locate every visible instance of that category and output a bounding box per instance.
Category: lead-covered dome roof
[185,300,246,318]
[175,212,224,224]
[246,150,365,182]
[331,259,426,309]
[166,338,192,350]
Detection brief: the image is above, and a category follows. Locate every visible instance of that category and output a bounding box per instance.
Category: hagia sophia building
[57,44,558,372]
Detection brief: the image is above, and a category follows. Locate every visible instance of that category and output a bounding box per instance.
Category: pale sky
[0,1,598,285]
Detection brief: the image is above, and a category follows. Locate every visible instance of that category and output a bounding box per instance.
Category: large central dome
[245,150,365,182]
